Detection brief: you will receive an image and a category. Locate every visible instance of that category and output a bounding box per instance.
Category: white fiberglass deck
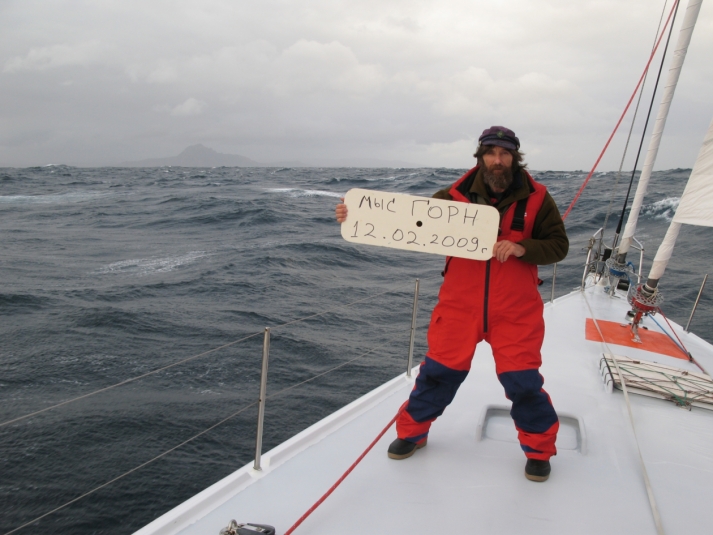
[137,285,713,535]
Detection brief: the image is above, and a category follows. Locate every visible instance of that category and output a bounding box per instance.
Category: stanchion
[254,327,271,471]
[406,279,420,377]
[685,274,707,332]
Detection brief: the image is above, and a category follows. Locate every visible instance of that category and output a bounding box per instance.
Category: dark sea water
[1,165,711,534]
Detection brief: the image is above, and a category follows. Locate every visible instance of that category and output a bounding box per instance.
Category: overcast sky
[1,0,711,169]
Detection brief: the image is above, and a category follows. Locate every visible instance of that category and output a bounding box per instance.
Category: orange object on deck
[585,318,688,360]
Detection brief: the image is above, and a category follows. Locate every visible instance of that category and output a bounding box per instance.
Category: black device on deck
[219,520,276,535]
[236,524,276,535]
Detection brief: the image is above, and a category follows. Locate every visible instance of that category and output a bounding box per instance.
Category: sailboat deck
[137,285,713,535]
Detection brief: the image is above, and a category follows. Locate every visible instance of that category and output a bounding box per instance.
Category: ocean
[1,165,711,534]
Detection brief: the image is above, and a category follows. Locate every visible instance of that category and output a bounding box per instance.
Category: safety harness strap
[510,198,528,231]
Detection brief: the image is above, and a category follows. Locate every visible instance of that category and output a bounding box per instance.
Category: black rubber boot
[387,438,427,460]
[525,459,551,482]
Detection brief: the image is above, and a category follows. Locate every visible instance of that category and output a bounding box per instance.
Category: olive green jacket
[433,168,568,265]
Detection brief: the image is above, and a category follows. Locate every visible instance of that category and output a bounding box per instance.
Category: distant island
[120,144,261,167]
[119,144,419,168]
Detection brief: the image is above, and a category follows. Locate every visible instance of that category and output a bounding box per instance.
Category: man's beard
[483,164,514,191]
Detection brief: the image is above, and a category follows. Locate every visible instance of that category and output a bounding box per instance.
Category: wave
[94,251,210,276]
[0,190,111,205]
[642,197,680,222]
[0,293,50,314]
[266,188,343,198]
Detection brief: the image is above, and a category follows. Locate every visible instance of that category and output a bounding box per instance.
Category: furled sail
[617,0,703,258]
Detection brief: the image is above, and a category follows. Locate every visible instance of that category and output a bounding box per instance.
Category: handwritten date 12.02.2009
[350,220,482,253]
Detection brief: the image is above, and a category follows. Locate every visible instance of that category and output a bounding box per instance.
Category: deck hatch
[475,404,586,453]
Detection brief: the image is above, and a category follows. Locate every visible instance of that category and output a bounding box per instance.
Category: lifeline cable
[284,409,402,535]
[2,344,389,535]
[0,332,263,428]
[2,401,259,535]
[0,282,412,429]
[561,0,680,221]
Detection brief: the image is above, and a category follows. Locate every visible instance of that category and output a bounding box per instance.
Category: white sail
[618,0,703,256]
[672,117,713,227]
[647,115,713,281]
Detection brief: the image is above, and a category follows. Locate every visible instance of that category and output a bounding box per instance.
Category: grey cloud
[3,41,106,72]
[0,0,711,169]
[170,98,207,116]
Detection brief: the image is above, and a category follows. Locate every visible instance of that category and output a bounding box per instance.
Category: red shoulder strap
[448,166,478,203]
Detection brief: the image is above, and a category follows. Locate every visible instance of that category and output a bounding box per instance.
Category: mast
[616,0,703,261]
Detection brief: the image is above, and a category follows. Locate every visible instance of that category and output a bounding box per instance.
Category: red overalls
[396,168,559,461]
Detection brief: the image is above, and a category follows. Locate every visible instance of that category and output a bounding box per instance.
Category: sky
[1,0,711,170]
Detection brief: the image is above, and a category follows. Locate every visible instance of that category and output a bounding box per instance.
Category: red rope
[561,0,680,221]
[283,410,401,535]
[657,306,691,358]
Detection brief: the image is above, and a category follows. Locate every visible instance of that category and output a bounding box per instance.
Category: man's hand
[336,197,348,223]
[492,240,525,263]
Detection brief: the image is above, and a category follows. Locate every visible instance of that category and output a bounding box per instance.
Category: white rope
[582,290,665,535]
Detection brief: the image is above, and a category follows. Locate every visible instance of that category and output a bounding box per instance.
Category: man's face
[482,146,513,173]
[482,146,514,192]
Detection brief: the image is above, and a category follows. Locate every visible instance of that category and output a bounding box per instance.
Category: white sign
[340,188,499,260]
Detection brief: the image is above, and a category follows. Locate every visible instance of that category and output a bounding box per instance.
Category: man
[335,126,568,482]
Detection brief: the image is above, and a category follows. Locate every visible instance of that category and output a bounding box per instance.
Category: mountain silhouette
[120,144,261,167]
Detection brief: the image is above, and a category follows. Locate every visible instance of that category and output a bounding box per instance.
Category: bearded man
[337,126,568,481]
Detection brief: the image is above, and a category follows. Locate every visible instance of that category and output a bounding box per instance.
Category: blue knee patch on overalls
[407,357,469,423]
[498,369,558,434]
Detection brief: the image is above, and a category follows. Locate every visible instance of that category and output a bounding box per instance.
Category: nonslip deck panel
[585,318,687,359]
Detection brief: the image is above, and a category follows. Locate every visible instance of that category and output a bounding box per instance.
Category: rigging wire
[2,344,389,535]
[561,0,680,221]
[0,281,413,429]
[656,307,709,375]
[601,0,670,245]
[647,313,689,356]
[611,0,682,245]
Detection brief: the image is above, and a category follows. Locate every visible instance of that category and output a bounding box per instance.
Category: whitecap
[642,197,680,222]
[95,251,210,276]
[0,191,110,205]
[266,188,343,198]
